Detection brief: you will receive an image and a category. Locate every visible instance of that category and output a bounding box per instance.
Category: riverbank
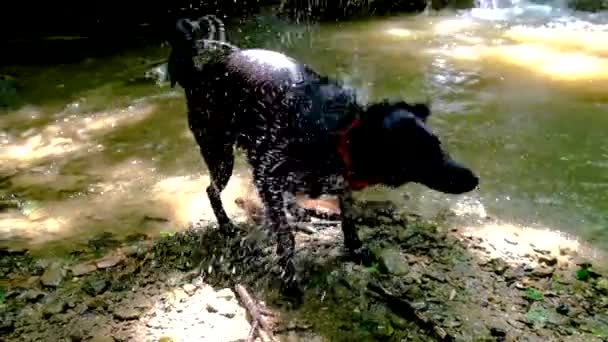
[2,198,607,341]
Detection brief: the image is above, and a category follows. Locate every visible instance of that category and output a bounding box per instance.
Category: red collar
[336,117,370,191]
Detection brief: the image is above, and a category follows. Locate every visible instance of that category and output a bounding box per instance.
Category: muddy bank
[1,199,607,341]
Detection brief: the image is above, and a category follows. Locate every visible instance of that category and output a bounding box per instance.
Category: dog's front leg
[339,185,375,266]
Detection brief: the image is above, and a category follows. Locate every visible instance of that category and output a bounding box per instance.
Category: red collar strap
[336,117,370,191]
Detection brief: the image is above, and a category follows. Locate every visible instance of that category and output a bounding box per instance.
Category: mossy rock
[568,0,608,11]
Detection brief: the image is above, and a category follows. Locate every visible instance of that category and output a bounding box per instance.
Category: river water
[1,2,607,256]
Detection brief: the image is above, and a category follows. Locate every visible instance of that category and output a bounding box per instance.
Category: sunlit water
[1,3,608,257]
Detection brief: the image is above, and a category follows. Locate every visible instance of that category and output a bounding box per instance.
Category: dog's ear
[168,18,198,89]
[389,101,431,122]
[410,103,431,122]
[174,18,198,45]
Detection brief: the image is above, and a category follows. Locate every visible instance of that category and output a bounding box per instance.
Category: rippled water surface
[1,4,608,255]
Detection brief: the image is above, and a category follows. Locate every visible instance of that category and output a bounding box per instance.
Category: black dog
[168,16,479,295]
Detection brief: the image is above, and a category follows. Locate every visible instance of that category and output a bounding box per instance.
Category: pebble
[113,308,141,320]
[182,284,197,296]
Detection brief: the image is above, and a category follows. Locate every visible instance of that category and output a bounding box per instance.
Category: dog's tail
[168,15,239,88]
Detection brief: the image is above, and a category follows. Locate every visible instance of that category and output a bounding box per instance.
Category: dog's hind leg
[199,140,236,235]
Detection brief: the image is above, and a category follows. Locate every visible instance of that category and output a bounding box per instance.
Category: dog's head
[353,101,478,194]
[168,18,203,88]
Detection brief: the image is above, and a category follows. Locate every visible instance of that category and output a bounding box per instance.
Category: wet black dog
[168,16,479,296]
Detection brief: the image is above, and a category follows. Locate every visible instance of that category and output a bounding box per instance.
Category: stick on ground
[235,284,278,342]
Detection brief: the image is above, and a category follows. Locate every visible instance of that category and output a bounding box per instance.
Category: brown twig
[235,284,278,342]
[246,320,259,342]
[367,282,455,342]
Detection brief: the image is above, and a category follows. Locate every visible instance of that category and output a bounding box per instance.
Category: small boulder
[41,262,65,287]
[43,298,68,317]
[377,248,409,275]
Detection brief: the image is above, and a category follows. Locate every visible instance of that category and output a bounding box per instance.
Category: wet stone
[113,308,141,320]
[40,262,65,287]
[83,278,109,296]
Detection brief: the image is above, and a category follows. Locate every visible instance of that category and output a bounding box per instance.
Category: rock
[70,262,97,276]
[21,289,46,303]
[143,63,169,86]
[0,312,15,333]
[82,278,109,296]
[122,244,142,257]
[41,262,66,287]
[372,322,395,339]
[377,248,409,275]
[43,299,68,317]
[182,283,197,296]
[95,253,125,269]
[206,302,219,313]
[594,278,608,294]
[556,303,569,315]
[171,289,189,303]
[489,258,508,275]
[531,267,555,278]
[0,74,18,106]
[490,326,507,338]
[86,296,109,310]
[538,256,558,267]
[70,331,84,342]
[568,0,608,12]
[113,307,141,320]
